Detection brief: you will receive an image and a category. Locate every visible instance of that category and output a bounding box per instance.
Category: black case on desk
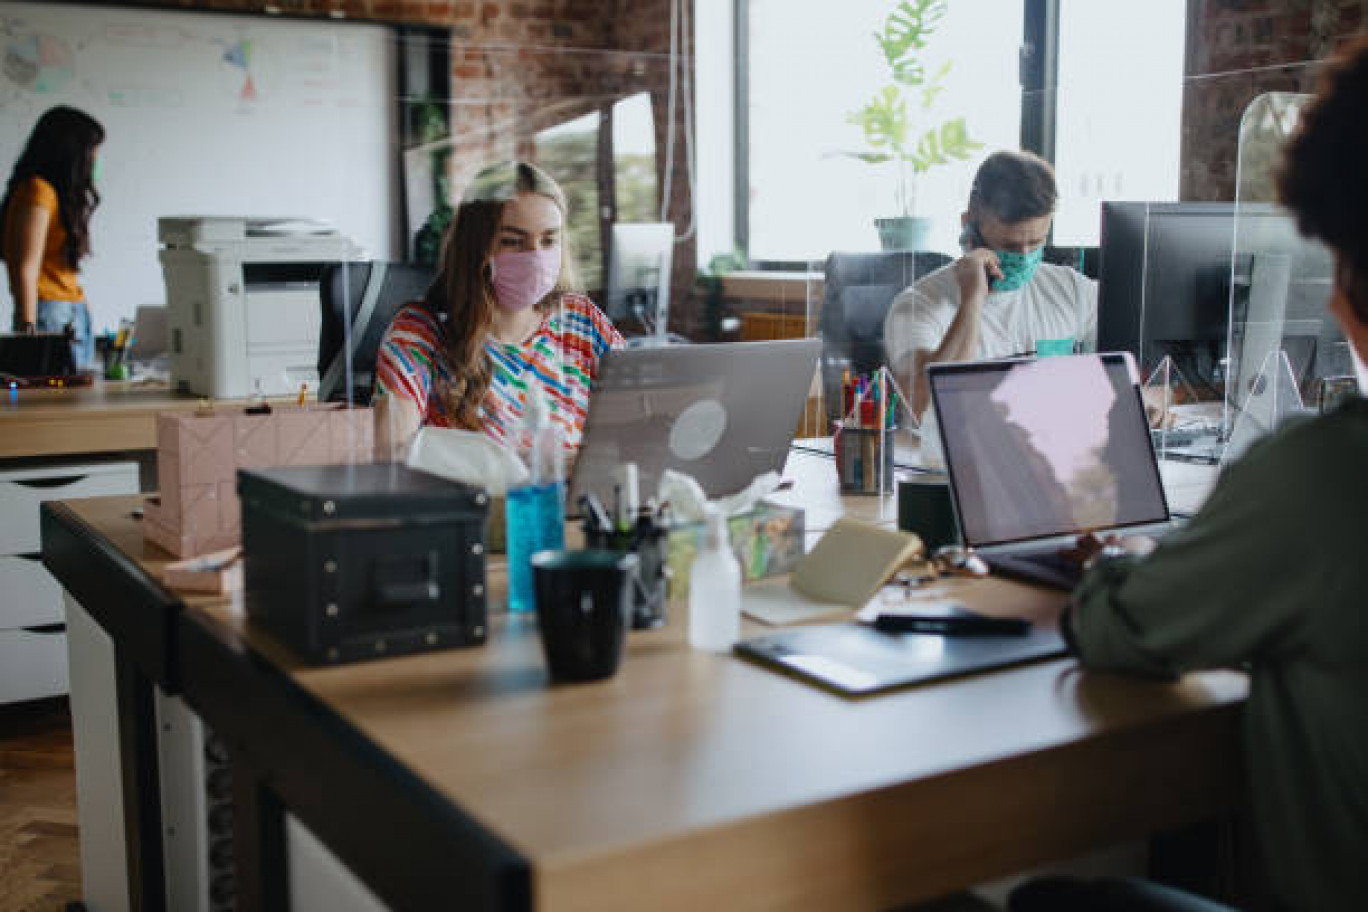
[239,463,489,665]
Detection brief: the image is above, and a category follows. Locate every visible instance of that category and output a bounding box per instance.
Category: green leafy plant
[845,0,982,216]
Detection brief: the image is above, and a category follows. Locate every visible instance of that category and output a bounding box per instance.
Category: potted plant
[845,0,981,251]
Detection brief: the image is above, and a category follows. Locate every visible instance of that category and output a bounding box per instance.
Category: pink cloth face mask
[491,247,561,313]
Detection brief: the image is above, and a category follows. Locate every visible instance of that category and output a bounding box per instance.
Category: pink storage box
[144,403,374,558]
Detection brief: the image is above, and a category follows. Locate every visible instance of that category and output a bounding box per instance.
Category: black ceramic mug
[531,549,638,682]
[896,478,960,552]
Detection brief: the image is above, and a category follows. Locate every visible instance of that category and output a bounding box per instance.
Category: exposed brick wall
[95,0,699,330]
[111,0,613,33]
[1182,0,1368,200]
[609,0,698,335]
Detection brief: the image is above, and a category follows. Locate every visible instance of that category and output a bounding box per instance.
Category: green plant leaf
[921,59,952,108]
[905,118,982,173]
[847,84,910,153]
[878,0,948,86]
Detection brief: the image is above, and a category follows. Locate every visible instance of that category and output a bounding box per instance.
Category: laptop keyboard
[985,550,1081,591]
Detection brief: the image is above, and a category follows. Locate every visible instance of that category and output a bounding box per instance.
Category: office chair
[819,250,952,424]
[317,261,434,405]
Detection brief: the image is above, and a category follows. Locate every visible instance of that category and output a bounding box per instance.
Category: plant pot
[875,216,932,251]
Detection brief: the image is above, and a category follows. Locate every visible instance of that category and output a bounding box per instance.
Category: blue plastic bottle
[505,384,565,615]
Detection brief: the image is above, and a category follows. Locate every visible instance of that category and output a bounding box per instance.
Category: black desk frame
[43,502,530,911]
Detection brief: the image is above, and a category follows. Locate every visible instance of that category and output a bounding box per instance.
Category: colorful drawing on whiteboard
[3,31,74,94]
[221,38,256,101]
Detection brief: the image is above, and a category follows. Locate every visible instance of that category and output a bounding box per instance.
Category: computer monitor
[317,261,433,405]
[1098,201,1341,398]
[602,222,673,341]
[127,305,169,363]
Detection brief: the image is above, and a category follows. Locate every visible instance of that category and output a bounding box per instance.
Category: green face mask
[91,157,103,186]
[991,246,1043,292]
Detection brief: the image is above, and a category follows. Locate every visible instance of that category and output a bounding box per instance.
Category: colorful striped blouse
[374,293,625,453]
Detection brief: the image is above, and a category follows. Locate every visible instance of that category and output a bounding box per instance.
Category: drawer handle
[13,475,89,490]
[22,623,65,636]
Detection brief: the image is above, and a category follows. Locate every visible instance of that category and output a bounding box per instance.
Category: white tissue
[659,468,781,523]
[405,427,528,496]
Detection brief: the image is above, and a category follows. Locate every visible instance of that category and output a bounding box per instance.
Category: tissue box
[144,403,375,558]
[666,501,804,598]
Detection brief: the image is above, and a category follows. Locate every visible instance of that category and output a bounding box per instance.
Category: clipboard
[734,621,1066,697]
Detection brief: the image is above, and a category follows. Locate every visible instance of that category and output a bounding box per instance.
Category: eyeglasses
[892,545,989,587]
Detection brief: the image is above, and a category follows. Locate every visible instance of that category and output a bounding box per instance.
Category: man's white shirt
[884,261,1098,368]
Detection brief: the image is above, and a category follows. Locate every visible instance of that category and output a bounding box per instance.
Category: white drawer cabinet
[0,554,66,628]
[0,458,139,704]
[0,626,70,703]
[0,461,141,556]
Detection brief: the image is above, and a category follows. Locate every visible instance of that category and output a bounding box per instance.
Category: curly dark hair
[1278,37,1368,323]
[1,106,105,269]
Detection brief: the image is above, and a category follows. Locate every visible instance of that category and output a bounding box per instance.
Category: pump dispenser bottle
[688,506,741,651]
[506,383,565,615]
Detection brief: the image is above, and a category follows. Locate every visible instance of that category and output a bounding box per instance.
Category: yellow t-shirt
[2,176,84,302]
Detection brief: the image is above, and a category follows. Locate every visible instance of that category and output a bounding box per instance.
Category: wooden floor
[0,698,81,912]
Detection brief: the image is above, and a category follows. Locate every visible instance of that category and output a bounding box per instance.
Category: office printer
[160,216,361,398]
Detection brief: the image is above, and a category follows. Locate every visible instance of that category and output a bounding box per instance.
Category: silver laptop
[128,305,169,363]
[568,338,821,509]
[928,352,1173,590]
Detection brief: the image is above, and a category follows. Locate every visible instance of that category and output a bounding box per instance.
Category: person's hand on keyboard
[1060,533,1158,569]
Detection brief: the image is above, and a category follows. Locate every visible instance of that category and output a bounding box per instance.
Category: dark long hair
[1,106,105,269]
[426,161,580,430]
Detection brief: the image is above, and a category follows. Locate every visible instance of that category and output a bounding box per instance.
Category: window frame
[734,0,1059,270]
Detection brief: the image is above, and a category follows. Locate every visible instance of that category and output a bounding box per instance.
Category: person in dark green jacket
[1012,37,1368,912]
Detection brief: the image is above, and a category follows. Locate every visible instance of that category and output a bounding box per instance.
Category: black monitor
[317,261,434,405]
[1097,201,1340,396]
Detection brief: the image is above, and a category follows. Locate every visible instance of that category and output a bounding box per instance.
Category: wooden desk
[0,383,204,459]
[43,452,1247,912]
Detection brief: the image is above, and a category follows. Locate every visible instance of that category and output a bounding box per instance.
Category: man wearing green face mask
[884,149,1097,418]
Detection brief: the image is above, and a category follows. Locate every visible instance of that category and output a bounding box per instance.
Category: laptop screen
[568,338,821,507]
[930,353,1170,548]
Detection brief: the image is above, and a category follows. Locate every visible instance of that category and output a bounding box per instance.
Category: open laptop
[0,332,78,384]
[928,352,1174,590]
[568,338,821,508]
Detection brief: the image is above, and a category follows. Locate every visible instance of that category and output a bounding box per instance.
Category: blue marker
[8,380,16,406]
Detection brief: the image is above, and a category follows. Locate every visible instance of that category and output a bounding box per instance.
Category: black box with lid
[239,463,489,665]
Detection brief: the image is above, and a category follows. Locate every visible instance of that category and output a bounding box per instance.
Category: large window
[745,0,1025,262]
[1052,1,1186,245]
[740,0,1189,263]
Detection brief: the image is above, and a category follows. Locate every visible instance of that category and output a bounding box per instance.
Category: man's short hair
[968,150,1057,224]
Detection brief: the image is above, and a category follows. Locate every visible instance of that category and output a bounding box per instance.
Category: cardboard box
[666,501,804,599]
[145,403,374,558]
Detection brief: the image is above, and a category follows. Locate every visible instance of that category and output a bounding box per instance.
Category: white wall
[0,2,398,333]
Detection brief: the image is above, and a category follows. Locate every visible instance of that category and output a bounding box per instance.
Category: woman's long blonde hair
[427,161,581,429]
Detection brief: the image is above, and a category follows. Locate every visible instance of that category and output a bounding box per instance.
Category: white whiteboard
[0,2,398,332]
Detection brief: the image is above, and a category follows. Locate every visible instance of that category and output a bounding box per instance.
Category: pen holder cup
[834,426,895,495]
[584,524,669,630]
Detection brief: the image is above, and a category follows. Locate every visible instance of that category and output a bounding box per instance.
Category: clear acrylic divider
[1224,90,1343,464]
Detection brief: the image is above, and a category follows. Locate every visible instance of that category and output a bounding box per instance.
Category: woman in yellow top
[1,106,105,369]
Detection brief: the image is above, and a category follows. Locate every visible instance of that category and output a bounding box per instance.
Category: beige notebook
[789,518,923,607]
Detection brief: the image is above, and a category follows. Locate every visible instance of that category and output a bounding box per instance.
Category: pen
[873,614,1031,636]
[579,493,611,533]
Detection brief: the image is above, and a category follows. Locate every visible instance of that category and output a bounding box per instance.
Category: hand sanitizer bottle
[688,506,741,652]
[506,383,565,616]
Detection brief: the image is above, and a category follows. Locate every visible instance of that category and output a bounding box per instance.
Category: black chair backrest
[317,261,434,405]
[818,250,952,422]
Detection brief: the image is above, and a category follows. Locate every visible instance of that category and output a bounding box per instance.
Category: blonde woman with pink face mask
[375,161,624,455]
